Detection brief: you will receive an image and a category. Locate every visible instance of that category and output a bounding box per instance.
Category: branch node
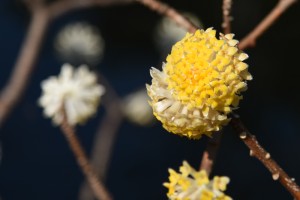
[249,150,254,156]
[273,173,280,181]
[239,132,247,139]
[265,153,271,159]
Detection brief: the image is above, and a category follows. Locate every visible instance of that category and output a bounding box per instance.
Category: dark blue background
[0,0,300,199]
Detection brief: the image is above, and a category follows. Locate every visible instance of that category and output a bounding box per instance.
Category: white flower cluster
[39,64,105,126]
[55,22,105,65]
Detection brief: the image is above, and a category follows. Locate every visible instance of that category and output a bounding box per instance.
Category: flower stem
[60,107,112,200]
[199,132,223,176]
[230,113,300,200]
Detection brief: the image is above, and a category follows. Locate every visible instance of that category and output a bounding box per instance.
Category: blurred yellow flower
[164,161,232,200]
[147,28,252,139]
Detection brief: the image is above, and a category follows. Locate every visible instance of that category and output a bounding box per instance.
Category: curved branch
[239,0,296,50]
[0,8,50,127]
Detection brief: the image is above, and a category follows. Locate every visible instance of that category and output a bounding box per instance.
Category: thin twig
[230,113,300,200]
[60,106,113,200]
[199,132,222,176]
[238,0,297,50]
[78,73,123,200]
[222,0,232,34]
[136,0,198,33]
[0,7,50,128]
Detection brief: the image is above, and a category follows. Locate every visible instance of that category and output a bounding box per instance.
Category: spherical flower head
[39,63,105,126]
[147,28,252,139]
[163,161,232,200]
[55,22,105,66]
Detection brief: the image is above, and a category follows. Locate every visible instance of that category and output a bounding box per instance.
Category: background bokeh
[0,0,300,199]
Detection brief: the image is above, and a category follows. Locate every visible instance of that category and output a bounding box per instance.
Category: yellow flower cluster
[147,28,252,139]
[164,161,232,200]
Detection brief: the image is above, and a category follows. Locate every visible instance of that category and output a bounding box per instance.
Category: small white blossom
[39,64,105,126]
[122,89,154,126]
[55,22,105,66]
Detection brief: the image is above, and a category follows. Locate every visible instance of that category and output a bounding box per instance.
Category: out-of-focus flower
[147,28,252,139]
[39,63,105,126]
[154,12,204,56]
[164,161,232,200]
[55,22,105,66]
[122,89,155,126]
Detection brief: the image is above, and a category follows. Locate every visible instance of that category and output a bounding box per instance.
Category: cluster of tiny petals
[163,161,232,200]
[39,63,105,126]
[147,28,252,139]
[55,22,105,65]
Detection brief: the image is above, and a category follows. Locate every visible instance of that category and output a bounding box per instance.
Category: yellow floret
[165,29,251,110]
[164,161,232,200]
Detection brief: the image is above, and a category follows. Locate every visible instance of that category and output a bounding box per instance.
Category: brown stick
[222,0,232,34]
[60,107,113,200]
[0,8,50,127]
[78,74,123,200]
[199,132,222,176]
[230,113,300,200]
[238,0,296,50]
[136,0,198,33]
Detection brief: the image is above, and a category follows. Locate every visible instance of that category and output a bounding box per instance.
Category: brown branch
[199,132,223,176]
[230,113,300,200]
[0,7,50,128]
[136,0,198,33]
[60,107,113,200]
[78,74,123,200]
[222,0,232,34]
[238,0,297,50]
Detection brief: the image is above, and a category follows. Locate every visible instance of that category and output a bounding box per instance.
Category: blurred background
[0,0,300,199]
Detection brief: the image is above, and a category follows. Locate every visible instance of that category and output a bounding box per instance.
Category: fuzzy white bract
[55,22,105,65]
[39,64,105,126]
